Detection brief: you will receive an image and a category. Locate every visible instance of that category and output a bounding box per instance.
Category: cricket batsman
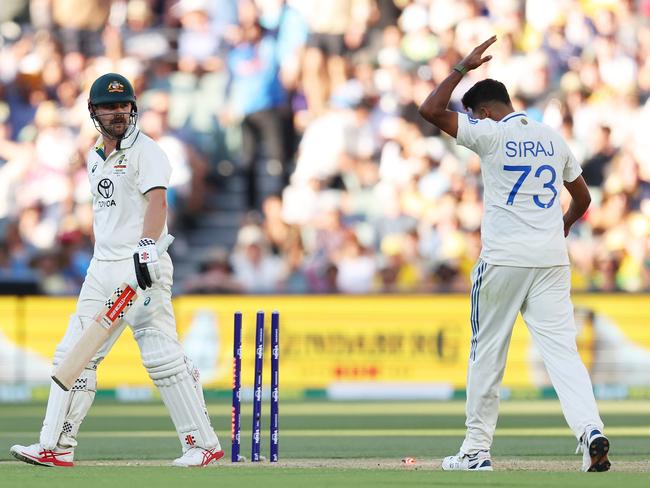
[10,73,223,467]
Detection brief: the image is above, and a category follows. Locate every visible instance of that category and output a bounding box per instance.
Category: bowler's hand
[459,36,497,71]
[133,238,160,289]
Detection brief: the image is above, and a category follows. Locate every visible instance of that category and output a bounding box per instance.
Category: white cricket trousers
[73,252,176,363]
[460,260,603,455]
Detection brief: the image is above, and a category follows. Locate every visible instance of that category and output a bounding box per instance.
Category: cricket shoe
[576,426,611,472]
[441,450,493,471]
[172,447,224,467]
[9,443,74,467]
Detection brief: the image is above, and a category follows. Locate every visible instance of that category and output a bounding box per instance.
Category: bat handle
[157,234,174,254]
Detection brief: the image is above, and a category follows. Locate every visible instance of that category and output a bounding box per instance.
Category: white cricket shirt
[87,128,172,260]
[457,111,582,267]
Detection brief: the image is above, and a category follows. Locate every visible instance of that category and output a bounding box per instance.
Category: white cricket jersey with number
[87,128,172,260]
[456,111,582,267]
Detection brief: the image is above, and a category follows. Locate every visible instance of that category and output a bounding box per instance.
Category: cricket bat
[52,234,175,391]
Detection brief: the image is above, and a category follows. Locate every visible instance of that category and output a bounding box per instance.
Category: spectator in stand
[374,232,423,293]
[582,125,618,188]
[30,249,72,295]
[0,240,35,282]
[1,220,35,278]
[183,247,243,294]
[223,0,294,209]
[277,232,309,293]
[120,0,171,62]
[261,194,291,255]
[57,228,92,291]
[172,0,224,73]
[138,91,209,225]
[51,0,111,56]
[257,0,310,94]
[231,224,284,293]
[301,0,375,115]
[330,228,375,294]
[0,0,648,295]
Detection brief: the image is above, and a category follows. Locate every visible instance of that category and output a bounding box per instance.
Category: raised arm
[418,35,497,138]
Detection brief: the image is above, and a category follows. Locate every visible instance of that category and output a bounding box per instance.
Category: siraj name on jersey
[505,140,555,158]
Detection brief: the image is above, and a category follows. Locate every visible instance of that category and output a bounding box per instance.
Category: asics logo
[468,457,491,469]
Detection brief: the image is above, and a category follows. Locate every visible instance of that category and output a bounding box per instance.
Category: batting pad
[59,368,96,448]
[40,369,97,450]
[40,379,70,449]
[42,315,99,449]
[135,328,220,451]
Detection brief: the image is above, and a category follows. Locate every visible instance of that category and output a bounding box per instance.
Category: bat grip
[157,234,175,254]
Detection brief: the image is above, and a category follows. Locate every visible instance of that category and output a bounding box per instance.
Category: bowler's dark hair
[461,79,511,111]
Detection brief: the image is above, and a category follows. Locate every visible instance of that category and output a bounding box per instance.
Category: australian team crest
[107,81,124,93]
[113,154,128,175]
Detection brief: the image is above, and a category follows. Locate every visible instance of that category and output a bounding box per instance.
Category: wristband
[453,64,468,76]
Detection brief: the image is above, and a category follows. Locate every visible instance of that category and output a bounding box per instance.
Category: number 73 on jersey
[504,164,558,208]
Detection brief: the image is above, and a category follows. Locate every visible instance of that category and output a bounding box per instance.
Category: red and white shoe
[172,447,224,467]
[10,443,74,467]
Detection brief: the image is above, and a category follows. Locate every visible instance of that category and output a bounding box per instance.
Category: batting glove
[133,238,160,289]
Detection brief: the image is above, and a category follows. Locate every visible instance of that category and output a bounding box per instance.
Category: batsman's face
[94,102,133,136]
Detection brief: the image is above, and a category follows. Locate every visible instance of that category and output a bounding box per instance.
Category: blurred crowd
[0,0,649,295]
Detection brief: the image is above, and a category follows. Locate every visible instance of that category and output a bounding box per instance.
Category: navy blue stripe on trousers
[470,260,487,361]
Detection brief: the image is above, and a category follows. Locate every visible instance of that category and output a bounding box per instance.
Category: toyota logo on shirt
[98,178,114,198]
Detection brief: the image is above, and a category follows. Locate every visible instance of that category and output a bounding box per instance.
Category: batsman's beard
[92,110,138,140]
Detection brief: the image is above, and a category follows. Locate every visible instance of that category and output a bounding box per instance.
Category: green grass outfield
[1,400,649,487]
